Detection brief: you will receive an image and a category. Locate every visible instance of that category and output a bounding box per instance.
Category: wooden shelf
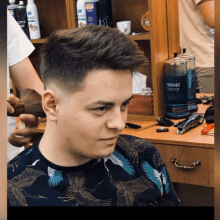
[129,32,151,41]
[30,32,151,44]
[30,38,47,44]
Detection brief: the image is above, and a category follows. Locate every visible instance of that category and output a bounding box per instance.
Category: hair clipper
[177,113,204,135]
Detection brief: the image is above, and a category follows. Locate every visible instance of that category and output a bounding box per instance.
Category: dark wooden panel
[34,0,68,38]
[128,94,154,115]
[111,0,149,33]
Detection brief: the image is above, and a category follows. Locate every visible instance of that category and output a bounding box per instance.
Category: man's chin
[91,146,116,159]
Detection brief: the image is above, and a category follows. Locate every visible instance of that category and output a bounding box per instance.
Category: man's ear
[42,89,60,122]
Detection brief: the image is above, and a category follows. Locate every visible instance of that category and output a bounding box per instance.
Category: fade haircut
[40,25,148,93]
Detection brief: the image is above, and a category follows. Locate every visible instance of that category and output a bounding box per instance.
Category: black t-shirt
[7,134,180,206]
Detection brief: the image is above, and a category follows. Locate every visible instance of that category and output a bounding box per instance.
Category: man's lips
[100,135,119,140]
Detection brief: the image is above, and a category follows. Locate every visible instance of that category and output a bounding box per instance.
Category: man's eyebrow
[88,95,134,106]
[122,95,134,103]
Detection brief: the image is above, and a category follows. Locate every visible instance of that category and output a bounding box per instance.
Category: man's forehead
[63,69,133,102]
[80,74,132,101]
[84,69,132,83]
[86,94,133,106]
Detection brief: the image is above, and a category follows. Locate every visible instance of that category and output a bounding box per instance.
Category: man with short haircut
[7,25,180,206]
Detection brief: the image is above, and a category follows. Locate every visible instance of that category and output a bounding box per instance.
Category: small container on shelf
[7,0,18,20]
[26,0,41,40]
[77,0,87,27]
[98,0,113,27]
[85,0,99,25]
[16,0,30,38]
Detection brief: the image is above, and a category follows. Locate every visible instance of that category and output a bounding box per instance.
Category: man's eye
[121,101,131,111]
[95,106,108,113]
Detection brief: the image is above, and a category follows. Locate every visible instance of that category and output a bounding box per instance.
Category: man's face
[57,69,133,161]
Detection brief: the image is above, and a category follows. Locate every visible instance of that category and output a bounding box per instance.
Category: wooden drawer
[154,144,214,187]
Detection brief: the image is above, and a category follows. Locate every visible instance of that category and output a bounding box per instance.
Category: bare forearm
[198,0,214,28]
[9,57,44,95]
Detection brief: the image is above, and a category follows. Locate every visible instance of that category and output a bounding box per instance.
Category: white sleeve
[7,10,35,67]
[194,0,203,5]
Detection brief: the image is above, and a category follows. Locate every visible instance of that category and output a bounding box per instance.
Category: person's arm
[8,57,45,147]
[7,9,45,148]
[198,0,214,28]
[9,57,44,95]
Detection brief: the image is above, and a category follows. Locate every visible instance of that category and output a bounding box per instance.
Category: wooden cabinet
[126,100,215,188]
[155,144,214,187]
[122,121,214,187]
[27,0,180,119]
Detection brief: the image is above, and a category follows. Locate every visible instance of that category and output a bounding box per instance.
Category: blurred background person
[179,0,214,93]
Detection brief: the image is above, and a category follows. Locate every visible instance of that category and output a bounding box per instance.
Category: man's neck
[38,123,91,167]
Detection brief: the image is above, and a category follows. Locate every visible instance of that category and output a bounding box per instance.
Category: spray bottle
[26,0,41,39]
[7,0,18,20]
[16,1,30,38]
[98,0,113,27]
[77,0,87,27]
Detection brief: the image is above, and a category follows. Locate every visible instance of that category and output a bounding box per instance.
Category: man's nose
[106,110,126,131]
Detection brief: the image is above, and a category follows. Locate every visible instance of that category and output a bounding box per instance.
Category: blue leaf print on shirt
[113,150,135,176]
[48,167,64,187]
[141,161,163,193]
[25,148,33,156]
[161,166,170,194]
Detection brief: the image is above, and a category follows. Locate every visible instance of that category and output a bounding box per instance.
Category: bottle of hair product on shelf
[26,0,41,39]
[178,48,198,112]
[164,52,191,119]
[85,0,99,25]
[16,1,30,38]
[7,0,18,20]
[98,0,113,27]
[77,0,87,27]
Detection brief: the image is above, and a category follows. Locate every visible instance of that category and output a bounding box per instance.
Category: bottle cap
[178,48,195,61]
[9,0,16,3]
[19,1,24,4]
[28,0,35,3]
[165,52,186,66]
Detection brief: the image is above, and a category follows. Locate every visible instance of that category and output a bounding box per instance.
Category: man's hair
[40,25,148,93]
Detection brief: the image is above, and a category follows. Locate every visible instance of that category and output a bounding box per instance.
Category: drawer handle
[171,158,201,170]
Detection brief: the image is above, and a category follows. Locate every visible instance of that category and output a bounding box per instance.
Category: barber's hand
[7,94,19,114]
[8,114,40,147]
[7,102,14,114]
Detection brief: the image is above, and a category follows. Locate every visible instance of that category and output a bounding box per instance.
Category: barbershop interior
[7,0,214,207]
